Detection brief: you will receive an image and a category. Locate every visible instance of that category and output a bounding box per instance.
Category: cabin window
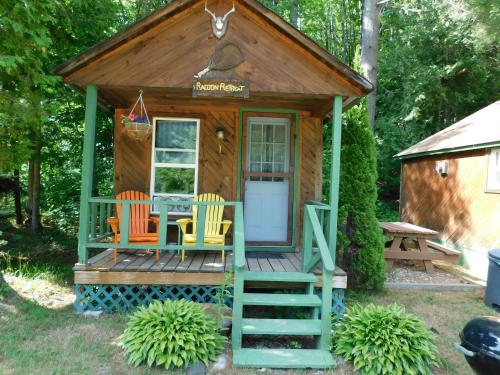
[150,117,200,214]
[487,148,500,191]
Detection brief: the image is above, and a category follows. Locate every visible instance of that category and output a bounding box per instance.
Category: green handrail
[233,202,246,270]
[305,205,334,272]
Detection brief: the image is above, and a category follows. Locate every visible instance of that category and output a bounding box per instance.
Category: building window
[150,118,200,214]
[487,148,500,191]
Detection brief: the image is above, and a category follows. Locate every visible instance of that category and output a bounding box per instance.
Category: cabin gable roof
[54,0,371,107]
[396,101,500,159]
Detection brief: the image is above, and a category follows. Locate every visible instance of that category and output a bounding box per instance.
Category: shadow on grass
[0,215,77,286]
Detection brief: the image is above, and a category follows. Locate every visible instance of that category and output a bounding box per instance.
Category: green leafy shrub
[119,300,226,370]
[324,104,385,290]
[333,303,439,375]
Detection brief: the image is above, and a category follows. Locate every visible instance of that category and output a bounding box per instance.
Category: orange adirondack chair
[177,193,232,262]
[107,190,160,263]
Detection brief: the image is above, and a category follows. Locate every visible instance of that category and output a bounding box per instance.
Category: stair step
[242,318,321,335]
[233,349,336,368]
[244,271,316,283]
[242,293,322,307]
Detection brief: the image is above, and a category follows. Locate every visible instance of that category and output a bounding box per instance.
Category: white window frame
[150,117,200,214]
[487,147,500,191]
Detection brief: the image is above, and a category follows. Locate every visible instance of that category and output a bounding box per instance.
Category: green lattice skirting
[74,284,345,316]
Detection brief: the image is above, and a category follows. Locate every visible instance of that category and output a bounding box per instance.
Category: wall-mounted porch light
[216,127,225,154]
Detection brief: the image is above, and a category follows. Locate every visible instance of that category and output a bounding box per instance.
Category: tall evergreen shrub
[324,104,385,290]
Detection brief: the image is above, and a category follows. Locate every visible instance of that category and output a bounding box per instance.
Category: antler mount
[205,1,235,39]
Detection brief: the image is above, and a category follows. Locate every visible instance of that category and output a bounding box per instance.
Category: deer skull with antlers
[205,1,235,39]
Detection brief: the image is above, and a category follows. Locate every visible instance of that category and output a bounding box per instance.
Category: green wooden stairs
[231,203,337,369]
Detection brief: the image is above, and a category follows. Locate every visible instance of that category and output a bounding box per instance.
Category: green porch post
[77,85,98,264]
[328,96,342,262]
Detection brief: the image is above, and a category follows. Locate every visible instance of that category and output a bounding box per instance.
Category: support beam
[328,96,343,263]
[77,85,98,264]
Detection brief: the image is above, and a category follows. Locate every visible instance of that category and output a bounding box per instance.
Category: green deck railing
[301,202,336,350]
[78,197,243,264]
[231,202,246,349]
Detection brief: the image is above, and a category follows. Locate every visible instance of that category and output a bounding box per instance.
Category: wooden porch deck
[74,249,347,288]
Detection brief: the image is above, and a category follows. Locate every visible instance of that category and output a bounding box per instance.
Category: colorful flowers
[124,113,148,124]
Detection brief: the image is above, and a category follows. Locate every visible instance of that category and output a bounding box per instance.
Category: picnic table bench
[379,222,460,274]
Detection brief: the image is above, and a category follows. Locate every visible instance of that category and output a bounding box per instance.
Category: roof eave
[395,141,500,160]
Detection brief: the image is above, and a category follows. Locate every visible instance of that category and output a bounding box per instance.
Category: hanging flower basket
[122,90,152,141]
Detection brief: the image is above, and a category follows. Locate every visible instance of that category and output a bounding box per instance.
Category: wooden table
[379,222,440,274]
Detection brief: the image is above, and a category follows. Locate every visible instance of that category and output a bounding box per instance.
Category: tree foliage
[376,0,499,197]
[335,104,386,290]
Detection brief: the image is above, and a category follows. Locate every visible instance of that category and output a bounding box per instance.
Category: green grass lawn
[1,274,496,375]
[1,217,498,374]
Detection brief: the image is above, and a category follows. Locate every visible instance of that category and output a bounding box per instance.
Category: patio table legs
[385,235,435,274]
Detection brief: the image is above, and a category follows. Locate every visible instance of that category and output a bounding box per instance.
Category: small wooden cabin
[397,101,500,281]
[55,0,372,368]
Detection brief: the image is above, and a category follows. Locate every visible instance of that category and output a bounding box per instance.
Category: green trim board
[396,141,500,160]
[328,96,342,263]
[244,245,295,252]
[77,85,98,264]
[237,108,300,251]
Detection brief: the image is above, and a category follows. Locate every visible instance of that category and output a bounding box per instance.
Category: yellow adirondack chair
[176,193,232,262]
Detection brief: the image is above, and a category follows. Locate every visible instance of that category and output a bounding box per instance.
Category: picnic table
[379,222,460,274]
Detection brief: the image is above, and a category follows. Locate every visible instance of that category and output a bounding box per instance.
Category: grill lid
[460,316,500,359]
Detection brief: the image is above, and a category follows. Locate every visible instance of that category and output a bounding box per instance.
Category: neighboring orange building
[397,101,500,280]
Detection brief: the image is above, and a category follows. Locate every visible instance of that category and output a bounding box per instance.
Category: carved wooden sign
[192,79,249,98]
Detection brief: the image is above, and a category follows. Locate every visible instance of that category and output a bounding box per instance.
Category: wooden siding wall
[400,149,500,278]
[114,106,323,245]
[297,116,323,242]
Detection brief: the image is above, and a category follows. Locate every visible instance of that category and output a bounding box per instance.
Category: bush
[119,300,226,370]
[333,303,439,375]
[332,104,386,290]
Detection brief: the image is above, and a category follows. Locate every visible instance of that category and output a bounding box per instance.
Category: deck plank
[107,253,132,271]
[247,258,261,271]
[286,253,303,271]
[137,253,160,271]
[126,253,154,271]
[175,254,194,272]
[257,258,273,272]
[88,249,113,265]
[268,258,285,272]
[212,253,224,273]
[279,256,298,272]
[150,252,174,272]
[224,254,233,272]
[164,254,182,271]
[200,254,216,272]
[187,254,205,273]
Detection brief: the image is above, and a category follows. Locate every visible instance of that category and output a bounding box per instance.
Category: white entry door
[244,117,290,242]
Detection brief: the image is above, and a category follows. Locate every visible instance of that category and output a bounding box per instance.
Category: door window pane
[250,124,262,142]
[263,144,273,163]
[250,144,262,162]
[273,144,285,163]
[264,125,273,142]
[274,125,286,143]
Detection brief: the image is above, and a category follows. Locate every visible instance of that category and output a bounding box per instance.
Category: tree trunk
[13,169,22,225]
[360,0,381,131]
[28,126,42,234]
[289,0,299,28]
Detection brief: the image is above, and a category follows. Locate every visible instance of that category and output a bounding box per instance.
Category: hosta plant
[119,300,226,370]
[332,303,439,375]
